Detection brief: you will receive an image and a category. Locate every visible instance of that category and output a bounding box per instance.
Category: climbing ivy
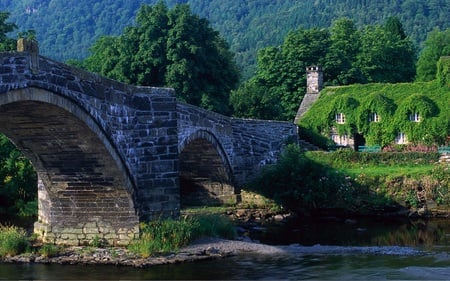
[392,94,439,144]
[356,93,396,146]
[298,80,450,148]
[329,95,359,136]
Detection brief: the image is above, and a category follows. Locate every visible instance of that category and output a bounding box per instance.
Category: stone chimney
[306,66,323,94]
[294,66,323,123]
[17,38,39,73]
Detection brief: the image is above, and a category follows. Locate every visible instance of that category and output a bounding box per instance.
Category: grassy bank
[0,214,237,259]
[128,214,236,258]
[245,144,449,216]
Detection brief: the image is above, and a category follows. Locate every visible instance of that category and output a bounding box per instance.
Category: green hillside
[1,0,450,78]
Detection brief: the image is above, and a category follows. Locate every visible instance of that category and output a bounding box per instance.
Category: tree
[233,28,331,121]
[325,18,363,85]
[84,2,239,115]
[416,28,450,82]
[0,12,17,51]
[0,135,37,217]
[230,77,283,120]
[356,19,416,83]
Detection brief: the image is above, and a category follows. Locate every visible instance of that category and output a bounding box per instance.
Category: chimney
[294,66,323,123]
[306,66,323,94]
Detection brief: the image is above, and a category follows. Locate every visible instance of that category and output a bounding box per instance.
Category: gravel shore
[0,237,285,268]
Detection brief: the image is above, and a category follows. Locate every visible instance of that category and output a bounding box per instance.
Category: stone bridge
[0,40,298,245]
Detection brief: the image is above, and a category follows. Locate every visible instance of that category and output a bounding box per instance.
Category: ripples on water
[3,217,450,280]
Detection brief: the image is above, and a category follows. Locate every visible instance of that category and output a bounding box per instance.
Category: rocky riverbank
[0,236,285,268]
[0,207,292,268]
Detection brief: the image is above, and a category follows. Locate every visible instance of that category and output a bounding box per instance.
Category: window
[335,113,345,124]
[409,112,420,122]
[369,112,380,122]
[395,132,407,144]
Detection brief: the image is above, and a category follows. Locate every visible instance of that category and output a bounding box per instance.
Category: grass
[305,150,438,179]
[341,164,436,178]
[128,213,236,258]
[0,224,30,257]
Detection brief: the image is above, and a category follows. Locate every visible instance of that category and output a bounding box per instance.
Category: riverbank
[0,236,284,268]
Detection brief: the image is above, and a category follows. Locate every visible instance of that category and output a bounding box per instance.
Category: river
[2,216,450,280]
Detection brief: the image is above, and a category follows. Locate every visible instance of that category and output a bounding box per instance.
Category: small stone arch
[179,129,237,207]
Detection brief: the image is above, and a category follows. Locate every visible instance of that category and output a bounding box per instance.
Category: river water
[2,216,450,280]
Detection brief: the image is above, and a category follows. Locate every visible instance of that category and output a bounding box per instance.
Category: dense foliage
[0,224,30,257]
[0,11,16,51]
[0,135,37,217]
[246,144,356,214]
[299,78,450,147]
[416,28,450,82]
[231,17,416,121]
[1,1,450,79]
[83,2,239,115]
[248,145,448,215]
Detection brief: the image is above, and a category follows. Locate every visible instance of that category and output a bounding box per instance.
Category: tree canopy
[231,17,417,121]
[416,28,450,82]
[0,11,16,51]
[83,2,239,115]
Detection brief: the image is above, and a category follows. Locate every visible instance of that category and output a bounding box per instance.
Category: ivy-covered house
[296,58,450,150]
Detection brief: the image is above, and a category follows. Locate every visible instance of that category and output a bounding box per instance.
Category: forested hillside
[1,0,450,78]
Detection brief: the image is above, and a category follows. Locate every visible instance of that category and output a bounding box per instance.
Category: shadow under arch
[179,129,237,207]
[0,88,138,245]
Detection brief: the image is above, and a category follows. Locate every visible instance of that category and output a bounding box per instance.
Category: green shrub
[39,244,60,258]
[191,214,236,239]
[247,144,354,213]
[128,214,236,258]
[0,225,30,257]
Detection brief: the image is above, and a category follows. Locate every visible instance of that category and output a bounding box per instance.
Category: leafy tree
[84,2,239,115]
[232,17,416,121]
[325,18,363,85]
[230,78,282,120]
[0,11,16,51]
[356,19,416,83]
[416,28,450,82]
[0,135,37,217]
[233,28,331,121]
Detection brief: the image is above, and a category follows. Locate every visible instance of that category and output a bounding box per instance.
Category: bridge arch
[0,88,138,245]
[179,129,236,206]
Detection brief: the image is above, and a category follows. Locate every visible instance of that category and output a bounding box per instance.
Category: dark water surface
[3,217,450,280]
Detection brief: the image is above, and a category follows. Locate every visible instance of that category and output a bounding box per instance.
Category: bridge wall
[177,102,298,188]
[0,43,298,245]
[0,49,179,245]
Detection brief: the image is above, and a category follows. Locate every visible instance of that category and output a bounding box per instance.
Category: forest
[1,0,450,79]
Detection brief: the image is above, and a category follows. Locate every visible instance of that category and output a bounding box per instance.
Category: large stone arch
[179,129,237,207]
[0,88,138,246]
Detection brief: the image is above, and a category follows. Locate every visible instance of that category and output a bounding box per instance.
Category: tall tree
[356,19,416,83]
[83,2,239,115]
[416,28,450,82]
[325,18,363,85]
[0,11,17,51]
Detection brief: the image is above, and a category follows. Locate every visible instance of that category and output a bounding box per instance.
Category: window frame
[335,113,345,124]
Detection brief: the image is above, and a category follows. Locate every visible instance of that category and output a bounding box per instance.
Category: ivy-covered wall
[298,68,450,148]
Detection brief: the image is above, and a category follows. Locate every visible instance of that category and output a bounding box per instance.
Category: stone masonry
[0,39,298,245]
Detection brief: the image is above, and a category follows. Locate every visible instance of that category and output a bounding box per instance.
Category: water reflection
[250,216,450,248]
[3,217,450,280]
